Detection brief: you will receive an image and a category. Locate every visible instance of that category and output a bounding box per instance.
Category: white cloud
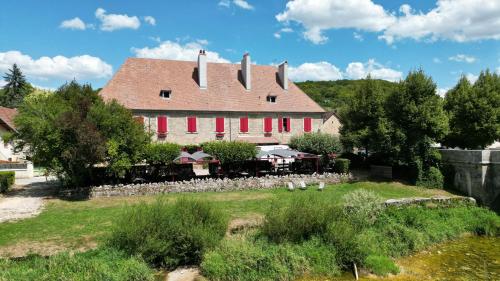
[497,67,500,74]
[466,73,478,84]
[131,40,230,63]
[436,88,449,97]
[274,27,294,39]
[144,16,156,26]
[449,54,476,63]
[95,8,140,31]
[0,50,113,81]
[276,0,395,44]
[60,17,87,30]
[218,0,230,8]
[219,0,254,10]
[277,0,500,44]
[433,57,442,64]
[353,32,364,41]
[289,61,343,81]
[345,59,402,81]
[0,80,6,87]
[381,0,500,44]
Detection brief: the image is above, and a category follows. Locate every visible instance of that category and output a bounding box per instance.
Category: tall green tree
[387,70,449,185]
[1,64,31,108]
[13,81,150,186]
[444,71,500,149]
[339,77,396,161]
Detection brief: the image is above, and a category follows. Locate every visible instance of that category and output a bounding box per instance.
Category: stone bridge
[440,149,500,213]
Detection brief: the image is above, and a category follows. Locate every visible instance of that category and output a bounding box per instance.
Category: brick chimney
[278,61,288,90]
[241,53,251,90]
[198,50,207,89]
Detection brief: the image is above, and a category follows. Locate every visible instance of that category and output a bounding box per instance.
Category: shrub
[340,152,365,169]
[0,171,15,193]
[364,255,399,276]
[342,189,383,226]
[333,158,350,173]
[289,132,342,155]
[417,167,444,189]
[201,239,307,281]
[183,144,200,154]
[262,195,338,243]
[144,142,180,166]
[0,248,154,281]
[108,197,227,269]
[203,141,256,165]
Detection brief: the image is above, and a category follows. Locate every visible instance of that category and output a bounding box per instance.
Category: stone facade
[135,110,324,145]
[440,149,500,212]
[61,173,351,198]
[319,113,341,136]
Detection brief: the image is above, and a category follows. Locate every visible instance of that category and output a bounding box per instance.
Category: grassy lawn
[0,181,452,257]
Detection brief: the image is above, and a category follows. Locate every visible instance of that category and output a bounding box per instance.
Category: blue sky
[1,0,499,93]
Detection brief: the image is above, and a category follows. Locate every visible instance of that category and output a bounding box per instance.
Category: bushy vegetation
[202,141,256,165]
[143,142,180,166]
[0,171,15,193]
[107,197,227,269]
[0,248,154,281]
[333,158,350,173]
[13,81,150,186]
[203,192,500,280]
[289,132,342,156]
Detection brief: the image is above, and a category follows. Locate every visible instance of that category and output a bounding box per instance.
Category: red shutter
[157,116,167,136]
[215,117,224,133]
[304,117,312,132]
[187,116,197,133]
[286,118,291,132]
[264,117,273,133]
[240,117,248,133]
[278,117,283,132]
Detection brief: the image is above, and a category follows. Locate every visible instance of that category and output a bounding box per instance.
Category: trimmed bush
[0,248,154,281]
[289,132,342,155]
[0,171,15,193]
[202,141,256,165]
[143,142,180,166]
[364,255,399,276]
[333,158,350,173]
[108,197,227,269]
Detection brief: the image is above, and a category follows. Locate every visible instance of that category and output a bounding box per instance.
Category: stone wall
[61,173,351,198]
[440,149,500,212]
[133,110,324,145]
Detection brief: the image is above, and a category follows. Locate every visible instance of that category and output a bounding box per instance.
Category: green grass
[0,181,450,254]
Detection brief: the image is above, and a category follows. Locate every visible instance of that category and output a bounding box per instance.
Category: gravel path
[0,177,57,223]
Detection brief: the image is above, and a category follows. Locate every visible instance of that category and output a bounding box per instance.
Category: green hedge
[0,171,15,193]
[333,158,350,174]
[202,141,256,165]
[289,132,342,155]
[143,142,180,166]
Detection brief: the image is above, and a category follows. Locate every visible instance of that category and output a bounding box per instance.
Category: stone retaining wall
[384,196,476,207]
[61,173,352,198]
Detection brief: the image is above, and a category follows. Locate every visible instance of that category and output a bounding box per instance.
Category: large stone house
[0,106,20,161]
[100,51,326,145]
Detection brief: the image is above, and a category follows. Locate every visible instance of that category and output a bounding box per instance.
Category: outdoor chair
[287,182,295,191]
[318,182,325,191]
[299,181,307,190]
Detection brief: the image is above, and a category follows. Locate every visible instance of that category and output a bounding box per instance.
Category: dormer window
[266,95,277,103]
[160,90,171,99]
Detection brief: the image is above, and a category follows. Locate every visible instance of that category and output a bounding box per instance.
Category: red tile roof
[100,58,325,113]
[0,106,17,131]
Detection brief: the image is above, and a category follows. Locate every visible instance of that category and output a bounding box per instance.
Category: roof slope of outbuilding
[0,106,17,131]
[99,58,325,113]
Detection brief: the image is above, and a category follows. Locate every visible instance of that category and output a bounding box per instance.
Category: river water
[300,236,500,281]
